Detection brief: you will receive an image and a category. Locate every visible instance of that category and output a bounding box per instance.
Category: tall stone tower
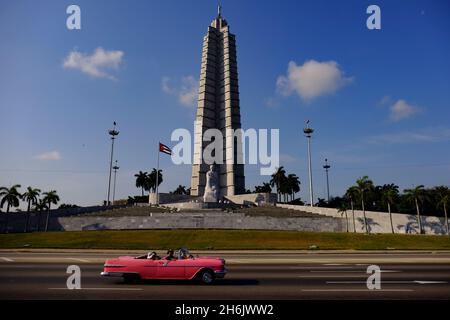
[190,6,245,198]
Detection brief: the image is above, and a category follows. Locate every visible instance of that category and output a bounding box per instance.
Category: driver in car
[147,251,159,260]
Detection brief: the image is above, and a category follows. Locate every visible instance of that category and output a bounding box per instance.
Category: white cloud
[389,99,421,122]
[34,151,62,161]
[162,76,198,107]
[378,95,392,106]
[280,153,297,163]
[367,127,450,145]
[276,60,353,101]
[63,47,124,80]
[264,97,280,108]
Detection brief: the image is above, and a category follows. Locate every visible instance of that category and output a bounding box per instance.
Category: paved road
[1,251,449,299]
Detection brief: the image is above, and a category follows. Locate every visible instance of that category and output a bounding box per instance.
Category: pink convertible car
[101,248,227,284]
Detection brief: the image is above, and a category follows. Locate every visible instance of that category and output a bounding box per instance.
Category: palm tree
[345,186,359,233]
[287,174,301,202]
[338,203,349,232]
[404,185,425,234]
[148,168,163,193]
[435,186,449,235]
[356,176,374,234]
[381,184,399,234]
[0,184,22,213]
[254,183,272,193]
[0,184,22,233]
[134,171,148,196]
[22,187,41,232]
[270,167,286,203]
[173,185,187,195]
[33,198,48,231]
[42,190,60,232]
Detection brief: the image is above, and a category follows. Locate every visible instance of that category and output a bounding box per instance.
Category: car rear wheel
[199,270,215,285]
[123,274,140,284]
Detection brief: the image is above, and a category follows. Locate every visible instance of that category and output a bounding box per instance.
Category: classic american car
[101,248,227,284]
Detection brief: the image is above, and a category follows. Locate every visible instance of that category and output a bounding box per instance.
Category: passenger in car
[165,249,175,260]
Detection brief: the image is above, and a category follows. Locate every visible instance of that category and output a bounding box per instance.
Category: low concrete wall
[1,211,345,233]
[61,212,343,232]
[0,205,128,233]
[224,193,277,205]
[277,204,448,235]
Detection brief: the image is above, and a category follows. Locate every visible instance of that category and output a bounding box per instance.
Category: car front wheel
[199,270,215,285]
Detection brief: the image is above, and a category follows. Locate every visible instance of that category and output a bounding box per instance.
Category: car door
[139,259,158,279]
[156,259,185,279]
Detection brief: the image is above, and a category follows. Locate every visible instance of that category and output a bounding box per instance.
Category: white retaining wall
[277,204,448,235]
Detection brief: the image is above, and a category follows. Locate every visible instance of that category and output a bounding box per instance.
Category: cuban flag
[159,142,172,155]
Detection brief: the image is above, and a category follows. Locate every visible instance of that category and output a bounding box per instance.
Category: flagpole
[155,142,160,205]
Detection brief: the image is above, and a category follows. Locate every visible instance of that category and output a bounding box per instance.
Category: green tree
[356,176,374,234]
[434,186,449,235]
[22,187,41,232]
[270,167,286,203]
[0,184,22,233]
[287,174,301,202]
[173,185,187,195]
[147,168,163,193]
[254,182,272,193]
[0,184,22,213]
[337,202,349,232]
[404,185,426,234]
[345,186,359,233]
[381,184,399,234]
[33,198,48,231]
[134,171,148,196]
[42,190,60,232]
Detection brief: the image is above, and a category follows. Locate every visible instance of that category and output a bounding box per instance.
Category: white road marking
[0,257,14,262]
[301,289,414,292]
[48,288,143,291]
[299,275,368,278]
[66,258,90,263]
[414,280,447,284]
[310,270,401,273]
[291,266,356,270]
[326,280,448,284]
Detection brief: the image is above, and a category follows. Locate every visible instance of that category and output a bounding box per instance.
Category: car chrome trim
[100,271,124,277]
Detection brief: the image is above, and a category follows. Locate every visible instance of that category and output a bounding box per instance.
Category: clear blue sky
[1,0,449,207]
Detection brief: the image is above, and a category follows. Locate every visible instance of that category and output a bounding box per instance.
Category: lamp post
[303,121,314,207]
[107,122,119,206]
[112,160,119,205]
[323,158,331,203]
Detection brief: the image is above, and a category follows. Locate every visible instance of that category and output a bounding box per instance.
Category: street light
[112,160,119,205]
[303,120,314,207]
[323,158,331,203]
[107,121,119,206]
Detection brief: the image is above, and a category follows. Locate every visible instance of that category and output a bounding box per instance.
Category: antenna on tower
[217,4,222,17]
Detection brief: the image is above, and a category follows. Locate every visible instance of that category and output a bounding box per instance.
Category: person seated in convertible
[135,251,161,260]
[147,251,160,260]
[165,249,176,260]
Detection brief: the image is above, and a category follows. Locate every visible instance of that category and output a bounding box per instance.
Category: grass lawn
[0,229,449,250]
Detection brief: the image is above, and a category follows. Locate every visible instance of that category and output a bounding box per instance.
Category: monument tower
[190,6,245,198]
